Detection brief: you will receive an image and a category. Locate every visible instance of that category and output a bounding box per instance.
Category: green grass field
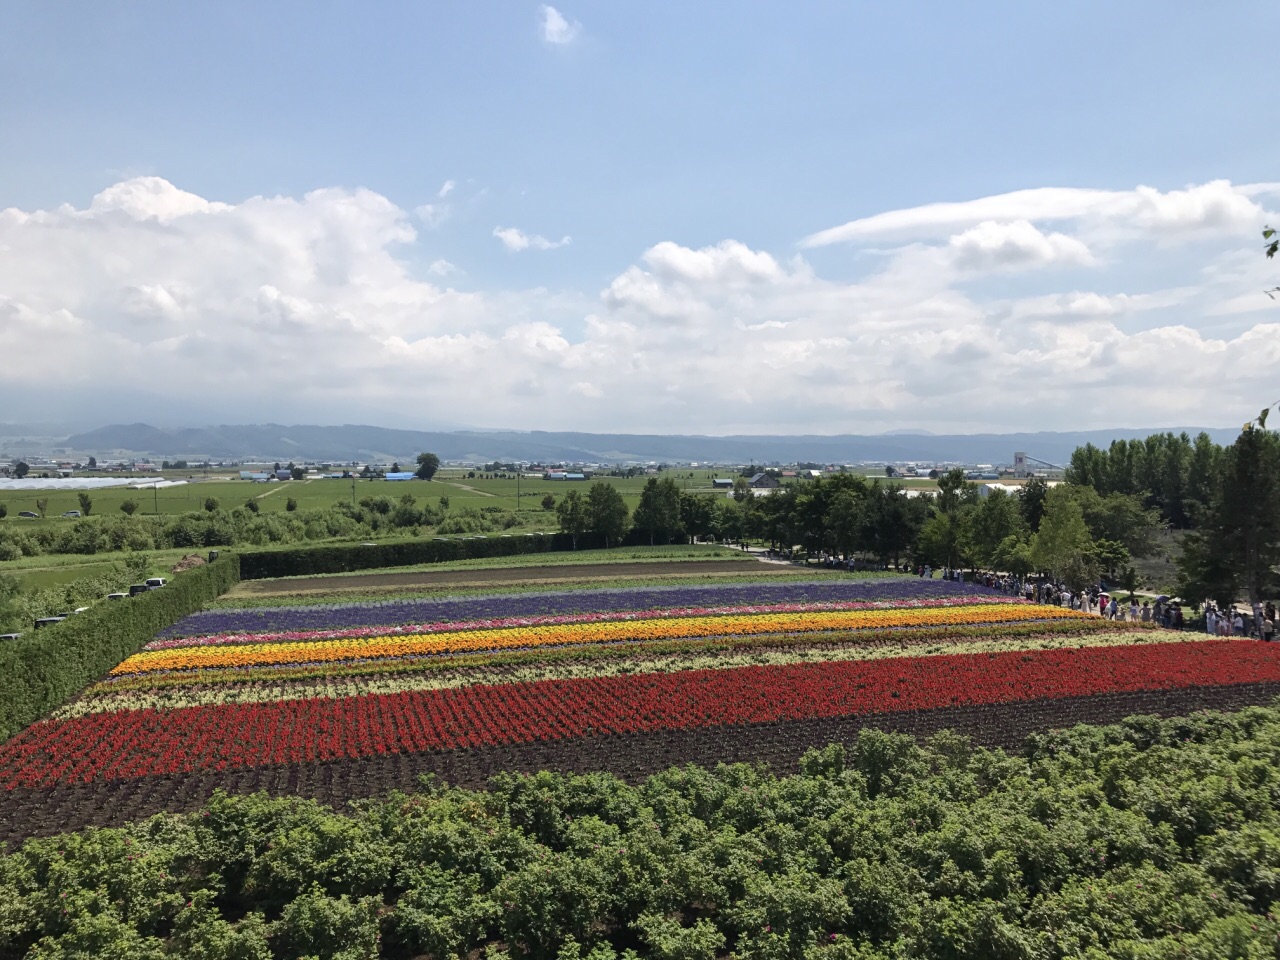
[0,470,739,526]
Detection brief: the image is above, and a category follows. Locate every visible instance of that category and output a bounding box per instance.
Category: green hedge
[237,533,579,579]
[0,555,240,742]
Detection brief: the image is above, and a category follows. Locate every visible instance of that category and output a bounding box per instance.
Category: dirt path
[231,559,790,596]
[437,481,497,497]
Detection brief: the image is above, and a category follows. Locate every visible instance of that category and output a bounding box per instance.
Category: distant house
[563,473,586,481]
[712,478,734,489]
[385,472,416,481]
[803,469,823,479]
[240,471,271,481]
[748,473,780,489]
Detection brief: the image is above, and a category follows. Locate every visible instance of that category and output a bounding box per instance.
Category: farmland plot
[3,565,1279,844]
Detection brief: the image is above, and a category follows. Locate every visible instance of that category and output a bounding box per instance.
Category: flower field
[4,567,1280,843]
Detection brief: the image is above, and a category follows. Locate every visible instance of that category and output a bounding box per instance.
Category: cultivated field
[4,547,1278,847]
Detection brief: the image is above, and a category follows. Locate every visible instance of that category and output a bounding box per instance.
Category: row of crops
[6,566,1280,838]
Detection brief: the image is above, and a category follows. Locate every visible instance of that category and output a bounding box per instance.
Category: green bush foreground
[7,705,1280,959]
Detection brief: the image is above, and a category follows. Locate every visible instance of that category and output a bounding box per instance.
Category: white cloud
[540,5,580,44]
[4,175,1280,434]
[948,220,1095,271]
[415,203,449,228]
[437,179,456,199]
[493,226,571,251]
[803,180,1270,247]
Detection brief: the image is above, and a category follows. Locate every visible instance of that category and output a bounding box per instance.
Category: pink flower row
[142,595,1025,650]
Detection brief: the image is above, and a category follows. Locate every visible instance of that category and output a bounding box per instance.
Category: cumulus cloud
[948,220,1095,271]
[493,226,571,251]
[540,5,580,44]
[4,176,1280,434]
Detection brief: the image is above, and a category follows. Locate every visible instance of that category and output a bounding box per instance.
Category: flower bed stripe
[3,640,1277,788]
[145,595,1025,650]
[86,618,1150,697]
[55,629,1198,719]
[161,578,1000,637]
[118,604,1086,675]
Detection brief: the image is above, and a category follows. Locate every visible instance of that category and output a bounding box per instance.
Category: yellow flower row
[114,603,1089,675]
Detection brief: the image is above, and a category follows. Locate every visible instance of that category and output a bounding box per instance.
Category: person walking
[1233,609,1245,637]
[1141,601,1151,623]
[1206,604,1217,636]
[1108,597,1119,620]
[1128,598,1139,622]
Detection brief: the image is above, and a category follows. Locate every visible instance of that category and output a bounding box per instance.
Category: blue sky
[2,2,1279,433]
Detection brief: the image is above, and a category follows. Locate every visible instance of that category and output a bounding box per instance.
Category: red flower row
[2,640,1276,788]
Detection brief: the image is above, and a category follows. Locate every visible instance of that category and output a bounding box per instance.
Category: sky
[2,1,1279,436]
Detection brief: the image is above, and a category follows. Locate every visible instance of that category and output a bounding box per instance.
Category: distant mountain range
[50,422,1245,466]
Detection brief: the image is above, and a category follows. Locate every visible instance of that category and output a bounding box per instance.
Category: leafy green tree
[415,452,441,480]
[86,456,97,469]
[290,466,305,481]
[244,499,260,514]
[586,483,630,547]
[1031,486,1093,582]
[0,503,6,519]
[76,492,92,516]
[916,468,974,571]
[678,492,716,543]
[286,498,298,512]
[203,497,219,512]
[964,488,1027,568]
[119,499,138,516]
[541,493,556,511]
[35,498,48,518]
[1178,420,1280,625]
[13,461,29,479]
[1018,477,1049,532]
[633,477,683,545]
[711,498,745,544]
[861,481,926,567]
[993,534,1034,579]
[0,572,21,633]
[731,476,751,503]
[556,488,589,549]
[1089,538,1130,581]
[825,488,864,560]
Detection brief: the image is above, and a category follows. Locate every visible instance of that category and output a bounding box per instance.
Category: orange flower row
[114,603,1089,675]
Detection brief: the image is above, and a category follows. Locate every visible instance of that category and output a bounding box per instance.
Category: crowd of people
[810,555,1278,640]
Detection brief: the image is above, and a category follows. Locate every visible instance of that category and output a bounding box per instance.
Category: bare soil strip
[229,560,791,596]
[5,683,1277,848]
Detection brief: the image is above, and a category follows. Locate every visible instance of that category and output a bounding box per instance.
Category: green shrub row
[237,534,581,579]
[0,556,240,742]
[7,705,1280,958]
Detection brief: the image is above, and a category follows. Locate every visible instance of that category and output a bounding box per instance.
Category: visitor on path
[1206,605,1217,635]
[1233,609,1245,636]
[1264,617,1275,642]
[1108,597,1119,620]
[1141,601,1151,623]
[1128,598,1139,622]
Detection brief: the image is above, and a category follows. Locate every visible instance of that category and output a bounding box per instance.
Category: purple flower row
[159,577,998,638]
